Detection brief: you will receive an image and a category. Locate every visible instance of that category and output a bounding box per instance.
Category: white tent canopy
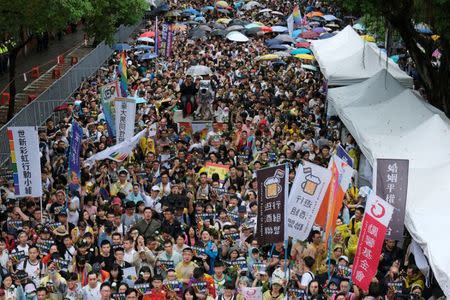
[328,71,450,296]
[311,26,413,88]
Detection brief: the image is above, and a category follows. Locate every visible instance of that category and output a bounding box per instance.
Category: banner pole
[39,196,43,224]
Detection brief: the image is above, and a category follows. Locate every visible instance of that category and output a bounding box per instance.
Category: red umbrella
[140,31,155,38]
[295,42,311,48]
[260,26,272,32]
[53,103,69,112]
[300,30,320,39]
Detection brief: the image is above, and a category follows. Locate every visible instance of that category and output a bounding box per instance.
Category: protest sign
[352,193,394,290]
[256,164,288,244]
[286,161,331,241]
[375,159,409,240]
[205,162,230,183]
[8,127,42,197]
[114,98,136,144]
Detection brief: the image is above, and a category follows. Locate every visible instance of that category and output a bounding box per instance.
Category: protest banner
[256,164,288,244]
[114,97,136,144]
[68,121,83,186]
[85,129,147,163]
[154,16,159,56]
[336,144,354,168]
[352,193,394,290]
[375,159,409,240]
[286,161,331,241]
[100,81,121,136]
[241,287,263,300]
[205,162,230,183]
[161,23,169,55]
[7,127,42,197]
[166,24,174,57]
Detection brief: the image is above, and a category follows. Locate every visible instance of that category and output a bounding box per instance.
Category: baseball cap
[338,255,349,263]
[151,186,160,192]
[112,197,122,206]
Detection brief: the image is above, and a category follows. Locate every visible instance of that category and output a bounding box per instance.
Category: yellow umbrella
[258,54,280,61]
[216,1,230,8]
[432,34,440,41]
[361,35,376,42]
[217,18,232,24]
[294,54,315,60]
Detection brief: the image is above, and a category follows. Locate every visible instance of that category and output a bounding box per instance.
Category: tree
[333,0,450,116]
[0,0,91,121]
[83,0,148,45]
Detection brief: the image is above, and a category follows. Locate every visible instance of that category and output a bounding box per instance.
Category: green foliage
[83,0,148,44]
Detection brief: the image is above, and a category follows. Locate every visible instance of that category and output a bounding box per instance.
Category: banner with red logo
[352,193,394,291]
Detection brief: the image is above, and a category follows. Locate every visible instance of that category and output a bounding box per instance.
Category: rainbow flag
[118,52,128,96]
[293,5,301,25]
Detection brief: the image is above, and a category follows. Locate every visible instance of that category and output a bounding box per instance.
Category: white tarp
[311,26,413,88]
[327,71,450,296]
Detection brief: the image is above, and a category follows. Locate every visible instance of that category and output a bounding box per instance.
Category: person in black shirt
[161,208,183,239]
[96,240,115,272]
[180,75,198,117]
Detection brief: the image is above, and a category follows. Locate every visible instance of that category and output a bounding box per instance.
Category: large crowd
[0,0,443,300]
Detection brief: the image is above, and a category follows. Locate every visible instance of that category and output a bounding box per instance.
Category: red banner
[352,193,394,291]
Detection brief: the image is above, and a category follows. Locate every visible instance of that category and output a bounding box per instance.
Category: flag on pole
[154,17,159,56]
[287,14,294,37]
[293,5,302,25]
[118,52,128,97]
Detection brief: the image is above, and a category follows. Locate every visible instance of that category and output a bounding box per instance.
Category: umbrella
[138,53,158,61]
[215,1,230,8]
[194,16,206,23]
[273,51,291,58]
[186,65,212,76]
[198,25,212,31]
[226,31,249,42]
[212,23,226,29]
[134,45,153,50]
[272,61,287,66]
[271,26,288,33]
[245,27,262,36]
[302,64,318,71]
[353,23,366,31]
[137,37,155,43]
[217,18,232,24]
[242,1,261,10]
[260,26,273,32]
[258,54,279,61]
[292,28,307,38]
[227,25,245,31]
[140,31,155,38]
[295,54,315,60]
[318,32,335,39]
[389,55,400,63]
[322,14,338,22]
[258,8,272,13]
[295,42,310,48]
[269,44,289,50]
[202,6,215,11]
[188,29,207,40]
[266,38,282,46]
[134,97,147,104]
[361,35,376,42]
[166,10,181,17]
[271,11,284,16]
[300,31,320,39]
[245,23,263,29]
[274,34,295,43]
[228,19,249,26]
[211,29,228,37]
[415,23,432,34]
[113,43,132,51]
[306,11,324,18]
[313,27,327,33]
[290,48,311,55]
[183,8,199,15]
[217,9,231,14]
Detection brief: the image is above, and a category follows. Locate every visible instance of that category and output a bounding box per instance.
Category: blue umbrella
[415,23,432,34]
[202,6,214,11]
[322,14,338,21]
[183,8,199,15]
[139,53,158,61]
[194,16,206,23]
[134,45,153,50]
[266,39,282,46]
[290,48,311,55]
[305,6,314,13]
[113,43,132,51]
[353,23,366,31]
[292,28,307,38]
[132,96,147,104]
[318,33,335,39]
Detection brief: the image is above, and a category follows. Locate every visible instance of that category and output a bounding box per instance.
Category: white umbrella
[186,65,212,76]
[271,11,284,16]
[226,25,245,31]
[271,26,288,33]
[258,8,272,13]
[137,37,155,43]
[226,31,249,42]
[242,1,262,10]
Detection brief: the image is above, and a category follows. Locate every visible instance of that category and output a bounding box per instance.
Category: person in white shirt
[13,232,29,256]
[123,238,136,265]
[17,246,45,287]
[0,238,9,270]
[82,273,101,300]
[143,186,162,213]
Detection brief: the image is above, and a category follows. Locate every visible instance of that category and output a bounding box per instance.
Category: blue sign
[336,145,354,168]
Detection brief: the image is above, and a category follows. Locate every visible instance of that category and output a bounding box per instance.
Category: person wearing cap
[110,170,133,197]
[262,277,284,300]
[143,185,162,214]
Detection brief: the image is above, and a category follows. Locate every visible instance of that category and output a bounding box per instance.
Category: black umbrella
[245,27,261,36]
[211,29,228,37]
[228,19,249,26]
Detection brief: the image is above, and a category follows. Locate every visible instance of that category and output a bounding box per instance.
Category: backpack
[23,259,44,278]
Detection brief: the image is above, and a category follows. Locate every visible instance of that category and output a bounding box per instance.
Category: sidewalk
[0,29,85,94]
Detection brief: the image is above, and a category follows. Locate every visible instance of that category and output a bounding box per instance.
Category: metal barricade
[0,23,142,166]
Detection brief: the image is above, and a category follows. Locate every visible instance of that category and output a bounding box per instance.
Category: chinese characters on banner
[285,161,331,241]
[154,17,159,56]
[256,164,288,244]
[376,159,409,240]
[114,97,136,144]
[352,193,394,291]
[100,81,121,137]
[7,127,42,197]
[336,144,354,168]
[161,23,169,56]
[166,24,174,57]
[68,121,83,185]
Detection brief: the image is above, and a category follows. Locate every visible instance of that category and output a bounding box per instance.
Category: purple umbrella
[313,27,327,33]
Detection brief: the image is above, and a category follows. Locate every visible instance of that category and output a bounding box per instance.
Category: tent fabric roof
[311,26,414,88]
[327,71,450,296]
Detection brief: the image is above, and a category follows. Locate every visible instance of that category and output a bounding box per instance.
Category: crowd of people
[0,0,442,300]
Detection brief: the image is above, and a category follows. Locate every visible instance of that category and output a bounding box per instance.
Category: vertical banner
[154,17,159,56]
[68,122,83,185]
[286,161,331,241]
[100,81,121,137]
[336,144,354,168]
[7,127,42,197]
[161,23,169,56]
[352,193,394,290]
[256,164,288,244]
[114,98,136,144]
[118,53,128,97]
[375,159,409,240]
[166,24,174,58]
